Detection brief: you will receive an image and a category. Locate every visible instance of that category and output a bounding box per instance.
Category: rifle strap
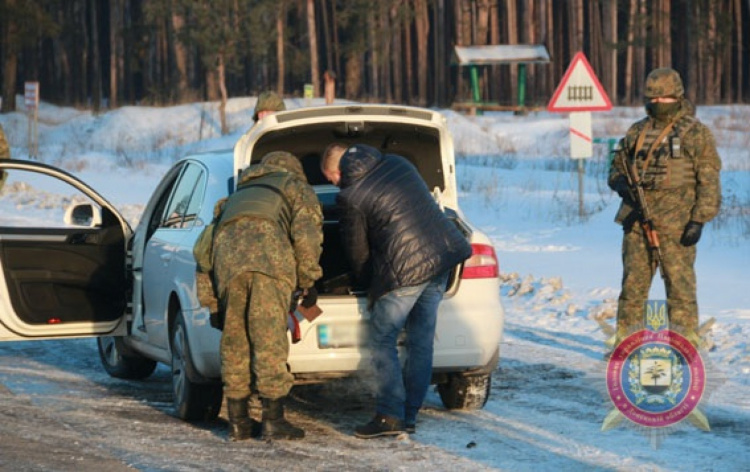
[632,120,677,182]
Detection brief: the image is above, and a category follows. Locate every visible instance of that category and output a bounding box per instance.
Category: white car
[0,105,504,421]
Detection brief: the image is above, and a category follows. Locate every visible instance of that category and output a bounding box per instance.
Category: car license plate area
[317,323,365,349]
[317,323,408,349]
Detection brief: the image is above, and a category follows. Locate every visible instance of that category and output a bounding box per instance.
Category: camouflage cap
[253,91,286,120]
[260,151,305,177]
[644,68,685,99]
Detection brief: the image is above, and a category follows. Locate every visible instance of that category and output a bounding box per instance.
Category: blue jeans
[369,272,449,424]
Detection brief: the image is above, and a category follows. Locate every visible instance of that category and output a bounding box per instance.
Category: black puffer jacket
[337,144,472,302]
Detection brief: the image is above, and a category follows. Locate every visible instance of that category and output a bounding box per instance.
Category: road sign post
[24,82,40,159]
[547,52,612,218]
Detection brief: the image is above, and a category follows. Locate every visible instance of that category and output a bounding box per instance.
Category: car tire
[437,372,492,410]
[97,336,157,380]
[170,313,222,421]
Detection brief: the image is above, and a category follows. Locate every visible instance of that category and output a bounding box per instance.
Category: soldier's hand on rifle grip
[612,176,634,202]
[301,287,318,308]
[680,221,703,247]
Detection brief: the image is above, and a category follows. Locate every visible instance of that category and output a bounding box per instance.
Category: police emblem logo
[600,300,723,447]
[607,328,704,428]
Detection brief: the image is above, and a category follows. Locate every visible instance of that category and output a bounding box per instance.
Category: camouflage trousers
[617,224,698,332]
[220,272,294,401]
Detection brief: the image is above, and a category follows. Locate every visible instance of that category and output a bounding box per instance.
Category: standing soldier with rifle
[608,68,722,343]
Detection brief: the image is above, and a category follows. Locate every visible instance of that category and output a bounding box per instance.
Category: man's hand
[680,221,703,246]
[611,176,633,201]
[301,287,318,308]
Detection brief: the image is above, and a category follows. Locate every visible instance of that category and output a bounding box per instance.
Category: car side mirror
[64,203,103,227]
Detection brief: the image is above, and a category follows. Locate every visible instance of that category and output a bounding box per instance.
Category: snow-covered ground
[0,97,748,470]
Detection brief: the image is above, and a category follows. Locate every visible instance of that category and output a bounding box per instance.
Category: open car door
[0,160,131,341]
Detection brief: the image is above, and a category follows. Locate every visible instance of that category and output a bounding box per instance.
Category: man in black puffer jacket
[321,143,472,438]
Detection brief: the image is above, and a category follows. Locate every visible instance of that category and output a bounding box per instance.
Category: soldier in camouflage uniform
[212,151,323,440]
[0,124,10,190]
[608,68,722,341]
[252,91,286,122]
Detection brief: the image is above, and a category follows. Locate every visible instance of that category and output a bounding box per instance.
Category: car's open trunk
[248,120,446,191]
[314,196,470,298]
[245,113,468,296]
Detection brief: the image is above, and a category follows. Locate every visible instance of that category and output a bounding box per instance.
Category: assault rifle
[620,153,668,282]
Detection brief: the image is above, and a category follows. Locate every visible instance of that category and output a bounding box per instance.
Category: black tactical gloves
[680,221,703,246]
[611,176,633,201]
[301,287,318,308]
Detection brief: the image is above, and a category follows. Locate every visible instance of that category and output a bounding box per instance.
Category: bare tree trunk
[602,0,618,103]
[206,68,219,101]
[567,0,583,54]
[332,3,341,83]
[124,0,135,104]
[321,0,334,72]
[307,0,320,96]
[490,1,500,102]
[706,2,724,104]
[345,54,362,99]
[506,0,518,103]
[454,0,467,102]
[109,0,120,108]
[589,0,600,74]
[90,0,101,112]
[433,0,445,106]
[1,0,18,112]
[684,2,702,103]
[521,0,536,103]
[625,0,637,104]
[476,0,491,43]
[78,0,89,106]
[735,0,743,101]
[662,0,672,67]
[368,15,379,100]
[277,3,286,94]
[392,1,403,103]
[381,2,392,103]
[218,53,228,134]
[634,0,646,99]
[545,2,556,101]
[414,0,430,106]
[405,5,414,103]
[172,11,189,101]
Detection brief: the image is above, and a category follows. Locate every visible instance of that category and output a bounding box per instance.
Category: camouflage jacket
[212,152,323,294]
[608,104,722,232]
[0,124,9,160]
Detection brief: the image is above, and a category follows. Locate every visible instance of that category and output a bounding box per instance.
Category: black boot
[227,397,259,441]
[261,397,305,440]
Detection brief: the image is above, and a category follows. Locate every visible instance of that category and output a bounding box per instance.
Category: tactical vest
[631,114,698,190]
[217,171,293,234]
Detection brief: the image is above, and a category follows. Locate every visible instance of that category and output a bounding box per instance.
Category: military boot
[227,397,259,441]
[261,397,305,440]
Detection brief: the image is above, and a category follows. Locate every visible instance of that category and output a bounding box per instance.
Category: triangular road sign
[548,52,613,112]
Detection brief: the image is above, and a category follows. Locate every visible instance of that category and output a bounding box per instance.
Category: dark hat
[253,91,286,120]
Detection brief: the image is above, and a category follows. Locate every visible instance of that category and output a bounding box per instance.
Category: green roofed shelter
[452,44,551,114]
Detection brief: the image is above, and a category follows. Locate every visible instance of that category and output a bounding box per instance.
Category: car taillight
[461,243,499,279]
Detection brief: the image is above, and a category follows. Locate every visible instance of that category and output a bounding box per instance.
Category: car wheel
[170,314,222,421]
[97,336,157,380]
[437,372,492,410]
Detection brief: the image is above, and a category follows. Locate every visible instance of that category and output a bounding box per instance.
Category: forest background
[1,0,747,129]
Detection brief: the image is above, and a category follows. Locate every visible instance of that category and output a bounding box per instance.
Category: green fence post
[518,63,527,110]
[470,65,483,116]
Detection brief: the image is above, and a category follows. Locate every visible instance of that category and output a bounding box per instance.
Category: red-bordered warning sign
[547,52,612,112]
